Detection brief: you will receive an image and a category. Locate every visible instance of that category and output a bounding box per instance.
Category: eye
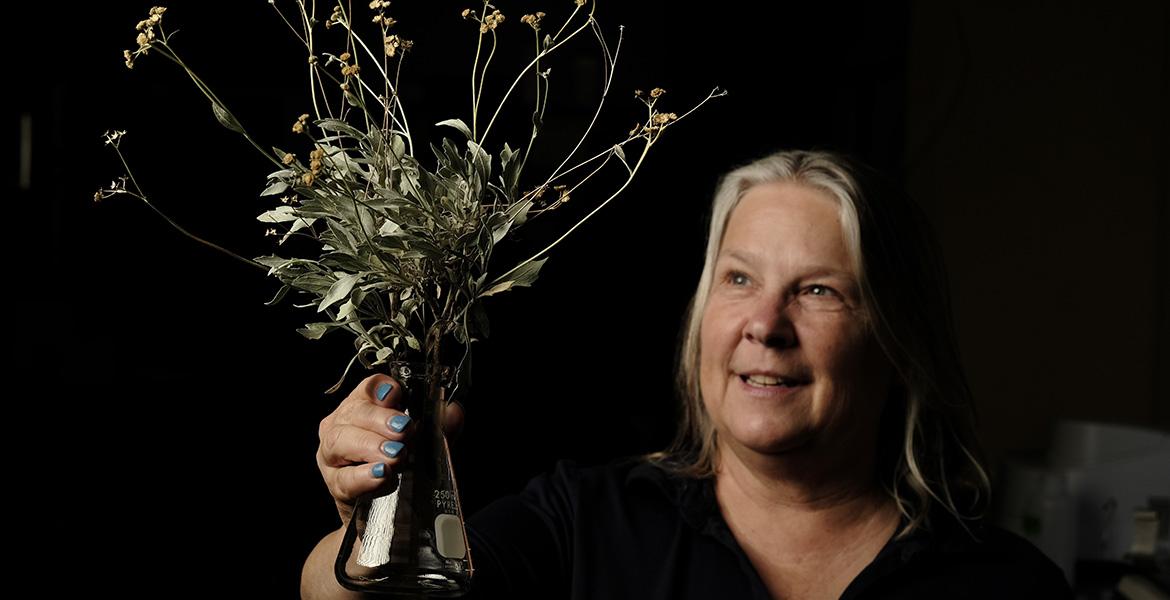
[806,284,835,297]
[725,270,750,286]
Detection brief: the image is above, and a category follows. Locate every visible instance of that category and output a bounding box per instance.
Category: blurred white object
[1116,573,1170,600]
[1048,421,1170,562]
[998,420,1170,582]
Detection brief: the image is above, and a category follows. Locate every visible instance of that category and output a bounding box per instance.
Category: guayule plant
[98,1,722,396]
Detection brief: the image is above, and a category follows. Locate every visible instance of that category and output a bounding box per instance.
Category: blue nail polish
[382,440,404,458]
[375,382,393,402]
[388,414,411,433]
[371,463,386,478]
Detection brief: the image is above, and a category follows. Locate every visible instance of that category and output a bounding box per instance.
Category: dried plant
[97,1,723,397]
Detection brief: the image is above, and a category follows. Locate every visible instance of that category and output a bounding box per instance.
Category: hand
[315,373,466,526]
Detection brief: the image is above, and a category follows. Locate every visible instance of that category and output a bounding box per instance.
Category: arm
[301,527,368,600]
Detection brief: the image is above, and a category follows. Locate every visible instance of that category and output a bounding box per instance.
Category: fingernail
[388,414,411,433]
[371,463,386,478]
[381,441,404,458]
[375,382,393,402]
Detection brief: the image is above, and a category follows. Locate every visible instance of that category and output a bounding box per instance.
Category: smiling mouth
[739,374,806,388]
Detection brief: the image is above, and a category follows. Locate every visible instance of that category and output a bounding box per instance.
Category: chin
[727,419,816,456]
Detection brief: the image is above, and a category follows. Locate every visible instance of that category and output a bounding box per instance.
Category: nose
[743,294,797,348]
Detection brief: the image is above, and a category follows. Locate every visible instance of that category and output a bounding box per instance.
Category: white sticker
[434,513,466,559]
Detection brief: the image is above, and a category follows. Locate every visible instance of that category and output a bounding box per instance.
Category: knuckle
[318,413,334,441]
[320,423,348,464]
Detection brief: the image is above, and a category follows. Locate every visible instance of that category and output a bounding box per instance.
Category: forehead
[719,181,855,273]
[727,181,841,237]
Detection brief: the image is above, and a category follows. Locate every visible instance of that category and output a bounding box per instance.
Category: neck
[713,439,899,551]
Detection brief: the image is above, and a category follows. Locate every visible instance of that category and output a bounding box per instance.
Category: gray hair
[650,150,990,537]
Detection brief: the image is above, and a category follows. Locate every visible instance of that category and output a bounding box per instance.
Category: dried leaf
[211,101,245,134]
[318,272,363,312]
[435,118,473,140]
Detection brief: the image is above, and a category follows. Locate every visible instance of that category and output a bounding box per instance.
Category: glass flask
[335,361,473,596]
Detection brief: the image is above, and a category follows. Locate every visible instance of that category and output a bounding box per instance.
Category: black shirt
[466,457,1073,599]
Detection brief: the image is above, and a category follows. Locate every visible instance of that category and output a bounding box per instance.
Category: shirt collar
[625,457,984,559]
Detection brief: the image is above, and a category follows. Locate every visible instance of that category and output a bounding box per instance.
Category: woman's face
[699,182,892,461]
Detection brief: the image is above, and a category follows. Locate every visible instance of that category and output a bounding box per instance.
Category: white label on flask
[435,514,466,559]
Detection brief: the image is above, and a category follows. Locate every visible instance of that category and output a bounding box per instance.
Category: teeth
[745,374,784,386]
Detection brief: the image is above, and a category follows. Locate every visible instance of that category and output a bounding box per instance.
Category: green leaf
[324,350,365,394]
[613,144,626,162]
[337,287,366,320]
[293,273,336,294]
[357,204,378,239]
[405,335,420,350]
[320,252,369,273]
[254,255,292,270]
[261,181,291,197]
[316,118,364,138]
[504,257,547,288]
[325,218,360,255]
[480,258,547,297]
[506,197,533,226]
[297,322,331,340]
[489,211,512,244]
[336,299,357,321]
[211,102,245,134]
[320,145,361,176]
[436,118,473,140]
[378,219,403,237]
[281,216,315,245]
[318,272,363,312]
[264,284,291,307]
[258,205,300,223]
[468,141,491,182]
[390,134,407,161]
[501,143,522,196]
[480,280,515,297]
[409,238,444,260]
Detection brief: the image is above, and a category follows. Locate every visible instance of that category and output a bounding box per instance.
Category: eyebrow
[720,249,854,280]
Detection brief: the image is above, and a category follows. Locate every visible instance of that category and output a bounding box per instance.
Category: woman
[303,150,1072,599]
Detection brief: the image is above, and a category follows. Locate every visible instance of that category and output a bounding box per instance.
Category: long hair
[649,150,990,537]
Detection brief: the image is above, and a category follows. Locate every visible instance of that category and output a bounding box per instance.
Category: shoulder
[513,455,683,513]
[881,516,1073,599]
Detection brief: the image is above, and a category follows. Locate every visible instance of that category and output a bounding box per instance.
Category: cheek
[812,328,891,408]
[698,309,729,410]
[698,308,725,369]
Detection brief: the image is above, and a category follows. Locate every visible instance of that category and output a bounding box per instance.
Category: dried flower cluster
[521,12,547,31]
[99,2,723,394]
[123,6,166,69]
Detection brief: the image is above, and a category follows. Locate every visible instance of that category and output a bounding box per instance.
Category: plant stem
[489,138,654,286]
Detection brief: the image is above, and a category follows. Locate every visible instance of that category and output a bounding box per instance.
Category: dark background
[13,0,1167,596]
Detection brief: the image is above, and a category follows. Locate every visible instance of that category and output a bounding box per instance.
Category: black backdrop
[20,1,908,596]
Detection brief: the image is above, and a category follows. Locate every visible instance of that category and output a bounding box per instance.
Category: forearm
[301,527,369,600]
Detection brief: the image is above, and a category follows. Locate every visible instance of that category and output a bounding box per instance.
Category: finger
[319,422,410,469]
[366,374,404,409]
[339,374,417,440]
[330,461,402,508]
[318,426,410,509]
